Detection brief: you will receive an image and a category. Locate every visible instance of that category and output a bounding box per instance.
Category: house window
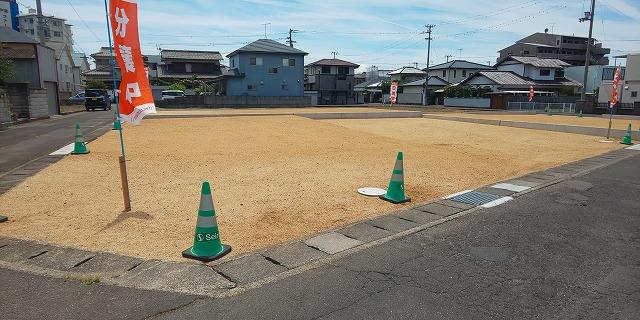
[453,70,457,78]
[442,70,446,77]
[283,58,295,67]
[462,70,467,77]
[281,84,288,91]
[247,84,256,90]
[66,82,70,90]
[250,57,263,66]
[539,69,551,76]
[185,63,192,73]
[53,21,60,27]
[53,31,61,37]
[29,18,33,24]
[523,50,530,54]
[269,67,278,74]
[337,66,349,75]
[632,91,638,98]
[231,59,235,68]
[65,65,68,73]
[321,66,331,74]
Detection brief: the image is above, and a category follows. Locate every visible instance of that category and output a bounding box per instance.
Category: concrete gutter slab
[113,260,234,295]
[475,187,516,197]
[491,183,531,192]
[507,179,543,188]
[414,202,464,216]
[0,241,51,263]
[261,242,327,269]
[394,209,442,224]
[338,222,393,243]
[213,254,287,284]
[435,199,475,210]
[367,215,419,232]
[304,232,363,254]
[71,253,144,277]
[28,247,96,271]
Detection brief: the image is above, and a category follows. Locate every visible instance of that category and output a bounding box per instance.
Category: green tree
[0,55,15,85]
[85,80,107,89]
[194,83,216,95]
[167,82,187,91]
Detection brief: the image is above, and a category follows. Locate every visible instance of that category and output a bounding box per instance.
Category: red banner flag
[110,0,155,124]
[528,85,534,102]
[609,66,621,108]
[390,80,399,104]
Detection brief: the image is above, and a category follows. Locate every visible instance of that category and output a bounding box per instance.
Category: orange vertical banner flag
[609,66,621,108]
[390,80,399,104]
[110,0,155,124]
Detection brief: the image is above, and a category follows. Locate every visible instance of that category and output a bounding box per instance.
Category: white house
[427,60,494,84]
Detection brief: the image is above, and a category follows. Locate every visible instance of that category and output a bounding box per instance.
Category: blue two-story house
[221,39,308,96]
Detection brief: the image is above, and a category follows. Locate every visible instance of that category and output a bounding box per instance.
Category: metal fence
[507,101,576,113]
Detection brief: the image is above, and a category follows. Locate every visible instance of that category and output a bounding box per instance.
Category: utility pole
[421,25,434,106]
[286,28,299,47]
[457,48,463,58]
[579,0,596,101]
[331,51,338,59]
[445,55,453,62]
[413,62,419,68]
[35,0,46,45]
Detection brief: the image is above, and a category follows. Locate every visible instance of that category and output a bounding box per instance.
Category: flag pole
[104,0,132,212]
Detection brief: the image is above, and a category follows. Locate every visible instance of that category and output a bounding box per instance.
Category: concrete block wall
[4,85,29,118]
[0,89,11,126]
[156,95,312,108]
[28,89,49,119]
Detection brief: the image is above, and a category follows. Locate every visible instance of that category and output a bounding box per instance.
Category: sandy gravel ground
[0,116,621,261]
[431,113,640,131]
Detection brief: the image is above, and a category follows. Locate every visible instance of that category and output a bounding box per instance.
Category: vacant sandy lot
[0,115,621,261]
[431,113,640,131]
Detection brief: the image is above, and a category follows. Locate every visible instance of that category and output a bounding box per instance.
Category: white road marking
[491,183,531,192]
[442,189,473,199]
[599,140,614,143]
[626,144,640,150]
[49,143,75,155]
[481,196,514,208]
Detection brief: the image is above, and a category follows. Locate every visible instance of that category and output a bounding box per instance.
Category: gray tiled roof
[0,27,39,44]
[402,76,450,87]
[388,66,426,75]
[227,39,308,57]
[483,71,531,85]
[460,70,582,88]
[501,56,570,68]
[305,59,359,67]
[428,60,495,70]
[161,50,223,61]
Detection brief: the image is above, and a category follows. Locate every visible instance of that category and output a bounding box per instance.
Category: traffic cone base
[182,181,232,262]
[379,194,411,204]
[182,244,231,262]
[380,152,411,204]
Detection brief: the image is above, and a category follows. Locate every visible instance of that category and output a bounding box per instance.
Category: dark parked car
[85,89,111,111]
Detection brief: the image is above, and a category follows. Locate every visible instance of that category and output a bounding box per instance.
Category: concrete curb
[1,147,636,297]
[422,114,640,140]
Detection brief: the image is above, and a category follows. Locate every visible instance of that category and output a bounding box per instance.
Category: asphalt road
[0,154,638,319]
[0,111,114,176]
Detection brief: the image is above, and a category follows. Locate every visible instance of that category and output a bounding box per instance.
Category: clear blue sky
[18,0,640,71]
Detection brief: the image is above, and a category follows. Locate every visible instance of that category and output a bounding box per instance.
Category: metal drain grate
[450,191,501,205]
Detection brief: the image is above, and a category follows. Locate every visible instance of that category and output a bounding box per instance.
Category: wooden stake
[119,156,131,212]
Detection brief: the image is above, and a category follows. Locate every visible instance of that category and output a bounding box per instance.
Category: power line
[65,0,102,42]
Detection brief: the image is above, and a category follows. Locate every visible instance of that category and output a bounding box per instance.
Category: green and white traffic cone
[182,181,231,262]
[112,117,121,130]
[577,109,583,118]
[620,124,633,145]
[380,152,411,204]
[71,123,89,154]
